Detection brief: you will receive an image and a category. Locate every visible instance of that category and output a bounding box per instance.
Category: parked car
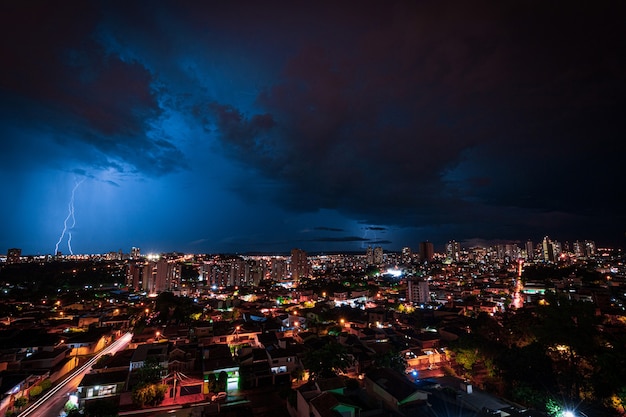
[211,392,227,402]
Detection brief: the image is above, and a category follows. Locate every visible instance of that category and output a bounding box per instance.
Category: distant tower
[270,257,287,281]
[525,240,534,260]
[573,241,584,257]
[126,262,142,291]
[407,278,430,304]
[419,241,434,263]
[446,240,460,262]
[290,248,309,282]
[365,246,374,265]
[542,236,555,262]
[131,247,141,260]
[373,246,384,264]
[584,240,596,257]
[7,248,21,264]
[401,247,412,264]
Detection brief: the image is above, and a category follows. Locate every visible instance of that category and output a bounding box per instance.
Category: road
[18,332,133,417]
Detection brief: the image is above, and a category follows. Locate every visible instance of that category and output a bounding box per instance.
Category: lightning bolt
[54,179,84,255]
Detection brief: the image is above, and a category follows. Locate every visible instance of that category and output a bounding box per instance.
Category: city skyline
[1,1,625,255]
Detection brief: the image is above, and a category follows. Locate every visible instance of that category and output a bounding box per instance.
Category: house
[129,343,169,371]
[288,378,361,417]
[19,347,69,371]
[266,346,302,384]
[129,326,161,347]
[402,348,447,373]
[0,371,49,416]
[364,368,429,416]
[76,369,129,407]
[202,344,239,392]
[238,347,272,389]
[64,326,115,357]
[168,343,198,373]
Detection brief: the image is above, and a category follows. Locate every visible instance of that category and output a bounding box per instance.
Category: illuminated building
[366,246,374,265]
[290,248,309,282]
[525,240,534,260]
[6,248,21,264]
[542,236,555,262]
[419,241,434,262]
[446,240,460,262]
[126,262,142,291]
[407,278,430,305]
[270,257,287,281]
[401,246,412,264]
[142,259,180,293]
[584,240,596,257]
[373,246,383,264]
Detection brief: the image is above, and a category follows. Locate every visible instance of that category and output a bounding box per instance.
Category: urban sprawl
[1,236,625,417]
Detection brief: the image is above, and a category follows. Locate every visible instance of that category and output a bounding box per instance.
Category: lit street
[18,332,133,417]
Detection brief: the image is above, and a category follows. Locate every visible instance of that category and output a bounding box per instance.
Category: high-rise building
[584,240,596,257]
[126,262,142,291]
[407,278,430,304]
[290,248,309,282]
[401,247,412,264]
[419,241,434,262]
[573,241,584,257]
[7,248,21,264]
[525,240,534,260]
[270,257,287,281]
[446,240,460,262]
[142,258,179,294]
[542,236,555,262]
[365,246,374,265]
[131,247,141,259]
[373,247,384,265]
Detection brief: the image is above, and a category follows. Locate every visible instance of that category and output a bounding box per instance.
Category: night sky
[1,1,625,256]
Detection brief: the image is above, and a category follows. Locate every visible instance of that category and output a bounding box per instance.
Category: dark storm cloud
[208,0,626,245]
[2,0,625,254]
[0,1,186,177]
[368,240,393,245]
[310,236,369,243]
[314,227,345,232]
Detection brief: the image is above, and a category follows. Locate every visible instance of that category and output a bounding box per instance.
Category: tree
[132,383,168,408]
[302,340,354,380]
[40,379,52,391]
[13,397,28,409]
[29,385,42,398]
[371,349,407,374]
[217,371,228,392]
[134,356,164,388]
[206,373,217,393]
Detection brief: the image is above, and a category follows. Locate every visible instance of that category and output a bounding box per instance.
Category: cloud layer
[1,0,625,253]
